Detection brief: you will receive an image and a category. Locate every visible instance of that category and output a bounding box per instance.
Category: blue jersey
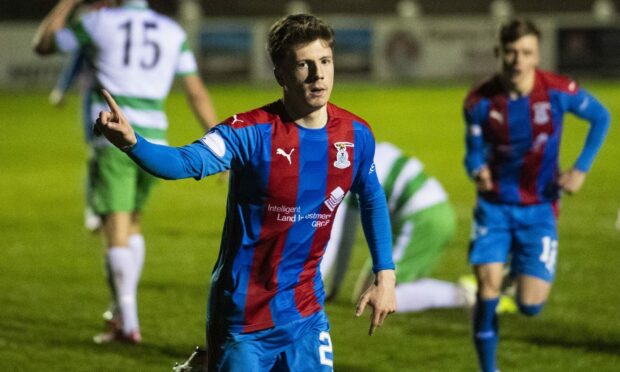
[127,100,394,333]
[464,69,610,205]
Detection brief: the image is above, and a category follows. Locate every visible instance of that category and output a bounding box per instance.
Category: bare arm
[33,0,82,55]
[181,74,218,131]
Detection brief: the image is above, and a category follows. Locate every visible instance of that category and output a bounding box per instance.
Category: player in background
[321,141,474,312]
[48,0,108,107]
[95,14,396,371]
[33,0,218,344]
[49,48,87,107]
[463,19,610,372]
[48,0,109,233]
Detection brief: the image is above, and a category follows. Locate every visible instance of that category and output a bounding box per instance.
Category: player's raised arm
[96,90,233,181]
[33,0,82,55]
[95,90,137,151]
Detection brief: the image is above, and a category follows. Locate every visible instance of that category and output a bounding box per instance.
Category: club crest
[333,142,354,169]
[532,102,551,125]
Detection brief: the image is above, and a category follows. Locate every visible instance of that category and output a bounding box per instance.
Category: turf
[0,83,618,371]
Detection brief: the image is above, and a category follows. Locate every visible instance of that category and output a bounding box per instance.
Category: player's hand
[474,165,493,192]
[94,89,137,151]
[558,168,586,195]
[355,269,396,336]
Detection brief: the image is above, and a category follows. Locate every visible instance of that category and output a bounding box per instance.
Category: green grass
[1,83,619,371]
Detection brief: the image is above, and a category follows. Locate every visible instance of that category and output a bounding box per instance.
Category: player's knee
[478,284,502,299]
[517,301,545,317]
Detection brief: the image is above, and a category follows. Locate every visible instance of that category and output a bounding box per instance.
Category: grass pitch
[0,82,618,371]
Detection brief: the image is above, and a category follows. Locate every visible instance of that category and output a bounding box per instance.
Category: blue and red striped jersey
[128,100,394,333]
[463,69,610,205]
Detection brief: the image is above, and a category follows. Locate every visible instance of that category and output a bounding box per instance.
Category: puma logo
[231,114,244,125]
[532,133,549,152]
[276,148,295,164]
[489,110,503,124]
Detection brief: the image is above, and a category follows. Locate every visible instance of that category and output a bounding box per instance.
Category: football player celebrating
[96,14,396,371]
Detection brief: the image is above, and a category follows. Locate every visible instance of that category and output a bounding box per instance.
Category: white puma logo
[276,148,295,164]
[489,110,503,124]
[231,114,244,125]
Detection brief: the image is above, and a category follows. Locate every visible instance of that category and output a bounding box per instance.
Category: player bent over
[321,142,475,312]
[96,14,396,371]
[463,19,610,372]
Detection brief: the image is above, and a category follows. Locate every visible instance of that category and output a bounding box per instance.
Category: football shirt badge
[324,187,345,211]
[333,142,354,169]
[532,102,551,125]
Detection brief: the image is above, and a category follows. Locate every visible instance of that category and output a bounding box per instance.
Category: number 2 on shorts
[319,331,333,367]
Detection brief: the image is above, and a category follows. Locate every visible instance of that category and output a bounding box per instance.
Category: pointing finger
[369,317,377,336]
[378,310,388,326]
[371,309,382,333]
[101,89,122,116]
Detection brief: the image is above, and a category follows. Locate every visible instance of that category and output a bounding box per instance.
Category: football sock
[517,301,545,317]
[473,297,499,372]
[107,247,139,334]
[128,233,145,280]
[395,279,464,312]
[104,255,118,312]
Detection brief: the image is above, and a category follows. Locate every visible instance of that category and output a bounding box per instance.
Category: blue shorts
[209,311,333,372]
[469,198,558,282]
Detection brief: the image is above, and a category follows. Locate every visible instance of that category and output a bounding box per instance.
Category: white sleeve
[175,41,198,75]
[320,195,360,297]
[54,28,79,53]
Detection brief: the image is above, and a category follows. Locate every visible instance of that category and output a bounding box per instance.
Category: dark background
[2,0,618,20]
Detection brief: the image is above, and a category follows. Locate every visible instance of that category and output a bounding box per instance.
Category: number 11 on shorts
[539,236,558,274]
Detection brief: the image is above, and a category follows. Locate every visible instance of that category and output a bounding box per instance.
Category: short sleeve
[175,39,198,76]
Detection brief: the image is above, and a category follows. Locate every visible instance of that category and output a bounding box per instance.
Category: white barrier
[1,14,616,89]
[0,22,69,90]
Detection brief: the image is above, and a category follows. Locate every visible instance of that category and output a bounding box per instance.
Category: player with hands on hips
[321,142,479,316]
